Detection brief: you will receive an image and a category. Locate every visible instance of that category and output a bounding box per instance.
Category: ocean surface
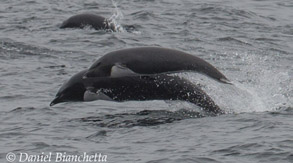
[0,0,292,163]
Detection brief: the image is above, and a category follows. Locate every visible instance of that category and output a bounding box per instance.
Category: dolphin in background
[60,13,115,31]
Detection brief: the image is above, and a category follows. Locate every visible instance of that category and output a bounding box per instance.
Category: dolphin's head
[50,70,87,106]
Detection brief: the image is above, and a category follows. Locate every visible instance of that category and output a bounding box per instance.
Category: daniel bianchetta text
[6,152,107,162]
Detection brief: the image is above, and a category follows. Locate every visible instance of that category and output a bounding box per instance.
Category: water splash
[176,52,292,114]
[227,81,267,113]
[107,0,125,32]
[234,51,292,111]
[183,50,293,114]
[245,69,292,111]
[179,73,256,114]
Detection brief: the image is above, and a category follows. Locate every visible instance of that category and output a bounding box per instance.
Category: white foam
[175,58,292,114]
[196,50,292,113]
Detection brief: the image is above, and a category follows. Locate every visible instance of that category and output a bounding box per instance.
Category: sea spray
[107,0,125,32]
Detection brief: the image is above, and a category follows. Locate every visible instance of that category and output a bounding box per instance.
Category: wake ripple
[73,109,205,128]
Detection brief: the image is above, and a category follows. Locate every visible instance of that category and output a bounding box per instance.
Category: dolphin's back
[86,47,230,83]
[83,74,223,115]
[60,13,113,30]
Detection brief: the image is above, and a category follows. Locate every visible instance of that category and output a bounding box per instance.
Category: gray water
[0,0,292,163]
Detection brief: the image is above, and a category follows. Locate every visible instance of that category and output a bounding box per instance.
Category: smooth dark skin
[60,13,115,31]
[84,47,230,84]
[50,70,87,105]
[51,70,224,115]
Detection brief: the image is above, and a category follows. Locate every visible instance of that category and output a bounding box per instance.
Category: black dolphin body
[50,70,87,105]
[84,47,230,84]
[84,75,223,115]
[60,13,115,31]
[51,70,223,115]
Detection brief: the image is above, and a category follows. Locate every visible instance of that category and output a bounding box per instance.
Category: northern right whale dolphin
[60,13,115,31]
[50,70,223,115]
[84,47,231,84]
